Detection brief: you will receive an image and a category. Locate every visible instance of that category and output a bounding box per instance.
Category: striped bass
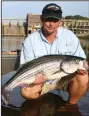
[2,55,87,105]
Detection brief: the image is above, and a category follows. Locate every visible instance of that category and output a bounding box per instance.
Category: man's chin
[47,30,55,35]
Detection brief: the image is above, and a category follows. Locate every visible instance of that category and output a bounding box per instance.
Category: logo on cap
[47,5,60,11]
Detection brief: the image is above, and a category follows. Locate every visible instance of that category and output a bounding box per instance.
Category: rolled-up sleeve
[20,36,35,65]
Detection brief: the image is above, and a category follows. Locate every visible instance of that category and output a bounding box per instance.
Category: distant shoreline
[78,35,89,40]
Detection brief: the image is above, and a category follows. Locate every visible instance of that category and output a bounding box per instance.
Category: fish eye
[75,59,80,62]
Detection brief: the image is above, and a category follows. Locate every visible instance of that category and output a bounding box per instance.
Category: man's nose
[49,22,54,26]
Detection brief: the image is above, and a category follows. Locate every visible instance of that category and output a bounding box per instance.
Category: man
[20,3,88,113]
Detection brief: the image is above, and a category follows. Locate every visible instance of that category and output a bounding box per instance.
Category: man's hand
[77,69,88,76]
[77,60,89,76]
[83,60,89,70]
[33,73,45,84]
[20,73,45,100]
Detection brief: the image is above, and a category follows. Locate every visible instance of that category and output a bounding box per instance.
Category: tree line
[65,15,89,20]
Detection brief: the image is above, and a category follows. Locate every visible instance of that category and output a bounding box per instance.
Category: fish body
[2,55,86,105]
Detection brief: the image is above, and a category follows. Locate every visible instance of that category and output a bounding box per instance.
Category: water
[2,36,25,51]
[2,36,24,75]
[2,55,19,75]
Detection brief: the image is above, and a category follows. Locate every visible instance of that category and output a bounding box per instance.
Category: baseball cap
[42,3,62,20]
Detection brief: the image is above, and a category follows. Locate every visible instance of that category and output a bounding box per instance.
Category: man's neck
[42,29,57,44]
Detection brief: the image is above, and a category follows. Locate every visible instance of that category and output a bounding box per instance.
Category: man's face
[41,17,61,35]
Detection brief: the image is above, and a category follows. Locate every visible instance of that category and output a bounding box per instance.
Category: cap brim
[43,15,60,20]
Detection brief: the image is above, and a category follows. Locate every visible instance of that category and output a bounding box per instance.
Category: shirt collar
[39,28,59,43]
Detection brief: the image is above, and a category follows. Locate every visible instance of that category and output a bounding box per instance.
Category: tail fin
[2,86,12,105]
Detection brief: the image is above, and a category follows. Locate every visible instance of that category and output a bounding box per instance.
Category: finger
[34,74,45,84]
[77,69,88,75]
[22,86,31,91]
[78,70,84,75]
[34,84,42,93]
[34,92,41,99]
[83,60,89,70]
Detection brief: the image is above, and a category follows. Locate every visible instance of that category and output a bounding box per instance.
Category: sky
[2,1,89,19]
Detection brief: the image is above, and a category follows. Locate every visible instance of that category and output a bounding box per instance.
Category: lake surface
[2,36,25,51]
[2,55,19,75]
